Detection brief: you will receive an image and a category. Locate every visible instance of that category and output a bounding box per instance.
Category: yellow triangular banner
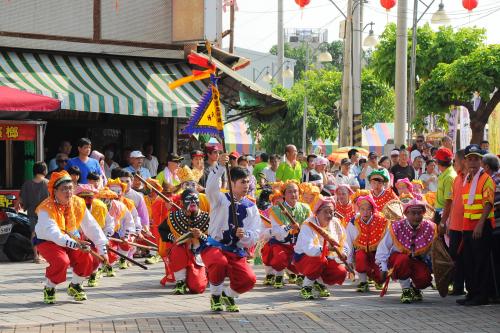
[195,85,223,131]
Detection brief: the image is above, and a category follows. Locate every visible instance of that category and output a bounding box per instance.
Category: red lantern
[295,0,311,9]
[462,0,478,11]
[380,0,396,11]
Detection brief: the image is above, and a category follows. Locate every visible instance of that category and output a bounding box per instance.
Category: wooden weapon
[141,229,156,240]
[107,246,148,270]
[139,234,159,248]
[379,268,394,297]
[306,220,355,274]
[134,174,182,210]
[276,201,300,230]
[108,237,158,251]
[66,233,106,263]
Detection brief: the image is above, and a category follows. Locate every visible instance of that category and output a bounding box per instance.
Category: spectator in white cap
[246,155,255,173]
[124,150,151,179]
[390,149,400,168]
[337,158,360,191]
[313,156,329,185]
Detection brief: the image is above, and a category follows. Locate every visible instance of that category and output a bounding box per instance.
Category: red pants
[201,247,256,294]
[107,240,122,264]
[37,241,96,285]
[168,244,207,294]
[388,253,432,289]
[261,242,298,273]
[355,250,383,283]
[295,255,347,285]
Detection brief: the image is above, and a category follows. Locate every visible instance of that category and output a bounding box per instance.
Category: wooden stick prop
[66,233,106,263]
[82,245,106,263]
[108,237,158,251]
[134,174,182,210]
[141,229,156,240]
[379,268,394,297]
[306,221,355,274]
[139,235,159,248]
[277,201,301,230]
[107,246,149,270]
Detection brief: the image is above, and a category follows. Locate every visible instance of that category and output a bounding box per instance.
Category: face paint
[182,181,197,191]
[182,189,200,214]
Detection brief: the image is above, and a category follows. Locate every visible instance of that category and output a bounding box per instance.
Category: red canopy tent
[0,86,60,112]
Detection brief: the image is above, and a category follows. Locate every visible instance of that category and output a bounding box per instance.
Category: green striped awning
[0,50,205,117]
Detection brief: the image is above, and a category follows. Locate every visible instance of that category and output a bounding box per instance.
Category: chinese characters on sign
[0,191,19,208]
[0,124,36,141]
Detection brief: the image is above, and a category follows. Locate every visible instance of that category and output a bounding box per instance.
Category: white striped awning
[0,50,205,118]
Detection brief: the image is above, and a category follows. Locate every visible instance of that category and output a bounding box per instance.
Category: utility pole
[339,0,353,147]
[352,0,362,147]
[277,0,284,85]
[407,0,418,142]
[394,0,408,147]
[302,44,309,154]
[229,0,235,53]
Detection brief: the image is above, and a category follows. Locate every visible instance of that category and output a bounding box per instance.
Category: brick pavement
[0,261,499,332]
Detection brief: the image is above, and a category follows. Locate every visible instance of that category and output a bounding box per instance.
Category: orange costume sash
[371,188,398,211]
[36,196,87,234]
[352,214,388,252]
[336,202,355,227]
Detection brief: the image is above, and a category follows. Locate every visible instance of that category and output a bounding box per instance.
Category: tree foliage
[370,23,486,86]
[269,41,344,80]
[416,45,500,143]
[247,69,394,153]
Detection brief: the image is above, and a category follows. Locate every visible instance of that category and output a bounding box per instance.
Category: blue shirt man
[65,138,102,184]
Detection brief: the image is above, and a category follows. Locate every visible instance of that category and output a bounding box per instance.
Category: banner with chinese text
[0,124,36,141]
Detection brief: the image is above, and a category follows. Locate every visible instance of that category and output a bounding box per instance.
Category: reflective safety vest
[462,171,495,231]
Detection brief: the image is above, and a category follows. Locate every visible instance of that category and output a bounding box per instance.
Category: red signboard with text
[0,124,36,141]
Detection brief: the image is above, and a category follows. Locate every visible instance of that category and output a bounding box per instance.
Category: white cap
[247,155,255,161]
[314,156,329,166]
[130,150,145,158]
[390,149,400,156]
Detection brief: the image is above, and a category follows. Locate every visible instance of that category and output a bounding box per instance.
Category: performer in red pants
[158,189,209,295]
[375,198,437,303]
[34,171,108,304]
[201,154,260,312]
[293,196,348,300]
[346,194,388,292]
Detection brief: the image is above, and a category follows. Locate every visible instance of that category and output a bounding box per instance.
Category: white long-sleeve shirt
[36,206,108,255]
[375,231,397,272]
[107,199,135,238]
[294,216,348,258]
[205,163,261,249]
[124,189,149,229]
[375,219,436,272]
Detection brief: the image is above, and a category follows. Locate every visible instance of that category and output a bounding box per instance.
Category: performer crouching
[202,153,261,312]
[34,171,108,304]
[375,199,437,303]
[262,180,311,288]
[158,189,209,295]
[293,196,348,300]
[346,195,388,292]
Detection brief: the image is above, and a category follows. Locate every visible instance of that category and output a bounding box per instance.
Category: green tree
[416,45,500,143]
[247,69,394,153]
[269,41,344,80]
[370,23,486,86]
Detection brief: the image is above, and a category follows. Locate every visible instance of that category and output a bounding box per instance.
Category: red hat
[205,145,222,153]
[229,151,240,159]
[434,147,453,162]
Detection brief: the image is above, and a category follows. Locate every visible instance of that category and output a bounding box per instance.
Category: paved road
[0,261,498,332]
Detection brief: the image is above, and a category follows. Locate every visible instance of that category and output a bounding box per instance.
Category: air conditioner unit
[289,36,299,43]
[312,36,319,43]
